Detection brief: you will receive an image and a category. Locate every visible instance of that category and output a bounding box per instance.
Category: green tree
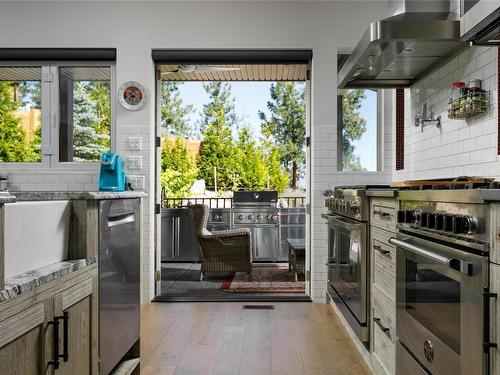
[341,89,367,171]
[266,147,289,192]
[0,82,32,162]
[160,82,194,138]
[234,127,268,190]
[88,81,111,149]
[260,82,305,189]
[161,137,198,198]
[197,82,240,190]
[72,81,110,161]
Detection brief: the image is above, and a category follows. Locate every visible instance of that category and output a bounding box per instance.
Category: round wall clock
[118,81,147,111]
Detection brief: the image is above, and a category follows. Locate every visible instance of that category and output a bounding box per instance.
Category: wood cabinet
[52,276,98,375]
[0,300,53,375]
[370,196,398,375]
[0,265,98,375]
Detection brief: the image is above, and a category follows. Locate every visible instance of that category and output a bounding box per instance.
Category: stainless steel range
[393,188,496,375]
[323,185,388,343]
[232,191,280,262]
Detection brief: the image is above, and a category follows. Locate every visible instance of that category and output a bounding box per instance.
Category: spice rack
[448,80,489,120]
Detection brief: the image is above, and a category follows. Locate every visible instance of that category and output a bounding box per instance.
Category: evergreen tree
[161,137,198,198]
[266,147,289,192]
[72,82,109,161]
[341,89,367,171]
[0,82,31,162]
[260,82,305,189]
[197,82,240,190]
[88,81,111,151]
[234,127,268,190]
[160,82,194,138]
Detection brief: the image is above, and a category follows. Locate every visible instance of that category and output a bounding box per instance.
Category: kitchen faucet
[415,102,441,132]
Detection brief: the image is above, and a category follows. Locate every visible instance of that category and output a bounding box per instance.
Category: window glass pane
[340,89,378,172]
[59,66,111,162]
[0,67,42,163]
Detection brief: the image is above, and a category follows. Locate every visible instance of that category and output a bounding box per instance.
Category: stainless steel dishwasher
[99,199,140,375]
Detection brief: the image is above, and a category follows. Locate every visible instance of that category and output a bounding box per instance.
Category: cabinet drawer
[372,286,396,375]
[370,198,397,233]
[371,227,396,300]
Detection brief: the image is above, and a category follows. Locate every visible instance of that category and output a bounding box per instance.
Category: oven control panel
[325,197,362,218]
[398,209,479,235]
[233,210,280,225]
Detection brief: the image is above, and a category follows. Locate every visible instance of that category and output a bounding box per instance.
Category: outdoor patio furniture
[287,238,305,282]
[188,204,252,281]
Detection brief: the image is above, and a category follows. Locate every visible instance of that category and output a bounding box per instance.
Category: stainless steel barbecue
[232,191,280,262]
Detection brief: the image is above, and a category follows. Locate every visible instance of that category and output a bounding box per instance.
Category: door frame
[152,50,313,301]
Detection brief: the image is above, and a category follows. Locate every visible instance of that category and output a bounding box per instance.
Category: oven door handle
[329,217,362,231]
[388,237,473,276]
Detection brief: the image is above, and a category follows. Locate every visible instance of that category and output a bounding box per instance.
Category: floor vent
[242,304,275,310]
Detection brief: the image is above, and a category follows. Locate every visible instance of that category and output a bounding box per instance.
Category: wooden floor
[140,302,371,375]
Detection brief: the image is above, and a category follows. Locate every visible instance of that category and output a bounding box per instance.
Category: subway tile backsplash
[394,46,499,181]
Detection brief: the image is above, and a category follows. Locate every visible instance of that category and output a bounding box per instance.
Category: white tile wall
[311,90,394,302]
[394,46,499,181]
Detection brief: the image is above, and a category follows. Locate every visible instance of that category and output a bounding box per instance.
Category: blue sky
[173,82,378,171]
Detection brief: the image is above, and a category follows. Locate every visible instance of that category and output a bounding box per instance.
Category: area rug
[220,265,305,294]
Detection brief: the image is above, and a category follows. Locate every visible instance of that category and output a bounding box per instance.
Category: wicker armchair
[188,204,252,281]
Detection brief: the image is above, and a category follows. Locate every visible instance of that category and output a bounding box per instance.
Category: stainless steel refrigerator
[99,199,141,375]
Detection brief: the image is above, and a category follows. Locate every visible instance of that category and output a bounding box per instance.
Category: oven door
[392,233,486,375]
[327,215,368,325]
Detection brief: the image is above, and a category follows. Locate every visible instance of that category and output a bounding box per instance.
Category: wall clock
[118,81,147,111]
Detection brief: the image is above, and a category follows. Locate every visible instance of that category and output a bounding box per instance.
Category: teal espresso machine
[99,152,126,192]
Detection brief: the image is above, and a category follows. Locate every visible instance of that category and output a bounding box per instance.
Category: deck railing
[162,196,305,209]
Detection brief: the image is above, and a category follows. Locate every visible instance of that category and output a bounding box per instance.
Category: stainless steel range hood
[338,0,465,88]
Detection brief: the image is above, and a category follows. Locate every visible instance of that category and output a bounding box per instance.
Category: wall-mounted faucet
[415,103,441,132]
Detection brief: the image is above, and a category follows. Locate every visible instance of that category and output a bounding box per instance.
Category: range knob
[435,213,445,230]
[405,210,418,224]
[463,215,478,235]
[420,212,429,228]
[443,214,454,232]
[257,214,263,221]
[238,214,244,220]
[248,214,254,220]
[428,213,437,229]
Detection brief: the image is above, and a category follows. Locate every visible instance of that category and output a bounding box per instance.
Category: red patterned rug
[220,265,305,294]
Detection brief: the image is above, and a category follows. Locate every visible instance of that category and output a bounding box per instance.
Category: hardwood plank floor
[141,302,371,375]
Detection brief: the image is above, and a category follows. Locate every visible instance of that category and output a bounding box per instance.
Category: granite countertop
[0,257,97,303]
[7,191,147,202]
[0,192,17,203]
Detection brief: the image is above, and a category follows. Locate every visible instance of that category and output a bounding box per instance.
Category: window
[0,66,43,163]
[0,62,113,169]
[338,89,380,172]
[59,66,111,162]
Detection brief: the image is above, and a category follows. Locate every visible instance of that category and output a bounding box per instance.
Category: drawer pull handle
[373,317,390,333]
[373,210,391,217]
[374,245,391,255]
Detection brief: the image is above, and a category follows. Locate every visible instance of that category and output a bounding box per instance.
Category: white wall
[0,0,390,302]
[394,46,498,181]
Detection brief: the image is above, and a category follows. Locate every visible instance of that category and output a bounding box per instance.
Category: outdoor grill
[232,190,280,262]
